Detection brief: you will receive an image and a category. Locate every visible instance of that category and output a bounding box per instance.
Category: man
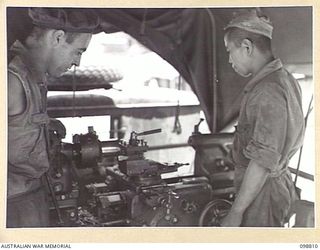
[7,8,99,227]
[221,10,305,227]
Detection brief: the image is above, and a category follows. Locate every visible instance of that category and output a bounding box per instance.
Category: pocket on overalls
[9,126,49,178]
[27,127,50,177]
[28,113,50,177]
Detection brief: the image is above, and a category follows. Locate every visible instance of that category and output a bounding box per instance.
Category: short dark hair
[225,27,272,54]
[27,26,82,44]
[64,32,82,44]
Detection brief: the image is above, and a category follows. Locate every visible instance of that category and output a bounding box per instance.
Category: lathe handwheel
[198,199,232,226]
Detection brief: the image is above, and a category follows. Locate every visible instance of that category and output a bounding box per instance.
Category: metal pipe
[148,143,191,151]
[289,167,314,181]
[206,8,218,132]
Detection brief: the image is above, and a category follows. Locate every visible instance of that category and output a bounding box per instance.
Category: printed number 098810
[300,244,318,248]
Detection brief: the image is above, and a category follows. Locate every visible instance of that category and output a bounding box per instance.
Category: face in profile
[224,36,252,78]
[48,32,92,77]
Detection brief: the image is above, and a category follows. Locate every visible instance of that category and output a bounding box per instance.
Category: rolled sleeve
[244,84,287,170]
[244,139,281,170]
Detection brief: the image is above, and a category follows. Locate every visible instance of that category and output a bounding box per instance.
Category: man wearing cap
[221,10,304,227]
[7,8,99,227]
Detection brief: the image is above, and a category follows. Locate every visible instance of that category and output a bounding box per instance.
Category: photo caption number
[300,244,319,248]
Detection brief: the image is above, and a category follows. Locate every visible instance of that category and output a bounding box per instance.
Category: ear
[241,39,253,55]
[51,30,66,47]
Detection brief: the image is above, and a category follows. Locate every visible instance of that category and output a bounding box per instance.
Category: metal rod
[148,143,191,151]
[289,167,314,181]
[137,128,162,136]
[294,95,313,185]
[206,8,218,132]
[47,104,201,118]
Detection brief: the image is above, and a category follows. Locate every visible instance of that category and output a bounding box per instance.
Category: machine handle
[136,128,162,136]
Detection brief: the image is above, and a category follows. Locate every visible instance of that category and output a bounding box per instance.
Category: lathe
[47,125,233,227]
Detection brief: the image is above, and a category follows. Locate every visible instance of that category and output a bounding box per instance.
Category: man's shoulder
[258,67,299,95]
[8,70,23,88]
[248,72,289,107]
[253,73,286,95]
[8,71,27,116]
[8,56,29,80]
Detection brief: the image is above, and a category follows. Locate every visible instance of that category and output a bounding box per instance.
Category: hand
[48,118,66,139]
[220,209,243,227]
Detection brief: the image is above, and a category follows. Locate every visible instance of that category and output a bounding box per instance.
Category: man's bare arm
[221,160,269,226]
[8,72,26,116]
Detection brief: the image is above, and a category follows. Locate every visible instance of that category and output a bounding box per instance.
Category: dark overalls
[231,59,305,227]
[7,41,50,227]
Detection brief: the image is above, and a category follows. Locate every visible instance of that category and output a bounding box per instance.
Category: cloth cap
[225,9,273,39]
[28,7,100,33]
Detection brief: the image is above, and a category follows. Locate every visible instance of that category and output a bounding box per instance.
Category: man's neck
[251,53,275,76]
[23,46,48,80]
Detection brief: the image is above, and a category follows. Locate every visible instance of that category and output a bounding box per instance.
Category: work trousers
[234,165,298,227]
[7,186,49,228]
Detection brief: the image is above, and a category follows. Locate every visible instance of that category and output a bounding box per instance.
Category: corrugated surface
[47,66,123,91]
